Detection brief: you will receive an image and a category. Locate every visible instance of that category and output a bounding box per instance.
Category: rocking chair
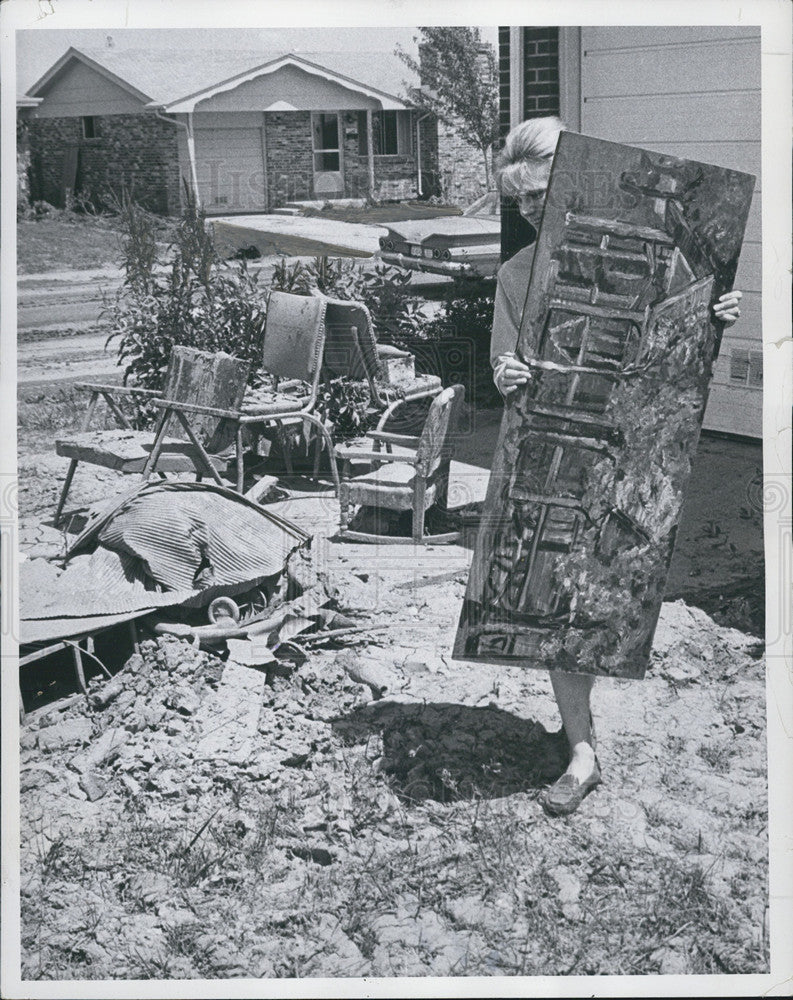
[335,384,465,544]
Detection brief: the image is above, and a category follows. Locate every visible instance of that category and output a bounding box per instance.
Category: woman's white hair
[494,116,565,198]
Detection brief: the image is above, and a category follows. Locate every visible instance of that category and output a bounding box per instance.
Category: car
[378,191,501,279]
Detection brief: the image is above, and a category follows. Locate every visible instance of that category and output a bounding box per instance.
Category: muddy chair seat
[56,429,231,474]
[339,459,442,511]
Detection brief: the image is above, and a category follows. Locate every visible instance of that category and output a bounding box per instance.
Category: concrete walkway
[210,215,388,259]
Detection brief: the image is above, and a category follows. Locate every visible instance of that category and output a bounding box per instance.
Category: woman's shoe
[540,755,602,816]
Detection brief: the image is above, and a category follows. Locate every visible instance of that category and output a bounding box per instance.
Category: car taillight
[380,238,394,251]
[432,248,441,259]
[442,249,451,261]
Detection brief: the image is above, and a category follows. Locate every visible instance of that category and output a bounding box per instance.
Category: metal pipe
[154,108,201,209]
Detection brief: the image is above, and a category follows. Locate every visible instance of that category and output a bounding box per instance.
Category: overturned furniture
[454,132,755,678]
[54,347,249,525]
[236,291,340,492]
[335,384,465,543]
[22,480,313,692]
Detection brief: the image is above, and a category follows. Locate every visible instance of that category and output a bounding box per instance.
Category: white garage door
[194,127,267,214]
[579,26,762,437]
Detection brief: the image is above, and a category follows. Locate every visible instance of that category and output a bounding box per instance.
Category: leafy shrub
[105,193,267,425]
[412,277,499,407]
[315,377,375,441]
[105,192,499,434]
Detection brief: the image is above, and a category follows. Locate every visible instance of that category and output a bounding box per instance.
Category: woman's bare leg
[549,671,597,782]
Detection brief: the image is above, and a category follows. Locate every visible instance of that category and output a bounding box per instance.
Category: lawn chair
[318,296,443,456]
[236,290,340,495]
[54,347,249,525]
[334,384,465,544]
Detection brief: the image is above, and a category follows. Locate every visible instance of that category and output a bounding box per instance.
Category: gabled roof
[160,52,411,112]
[26,45,415,112]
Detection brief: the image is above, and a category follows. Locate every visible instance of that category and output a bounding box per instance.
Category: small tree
[396,27,499,191]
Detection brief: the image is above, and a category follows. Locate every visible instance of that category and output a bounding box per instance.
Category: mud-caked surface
[15,433,768,980]
[20,584,767,979]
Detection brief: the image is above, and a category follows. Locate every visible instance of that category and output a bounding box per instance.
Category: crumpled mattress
[21,481,310,643]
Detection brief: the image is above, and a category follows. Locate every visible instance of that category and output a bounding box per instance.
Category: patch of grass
[17,213,174,275]
[698,738,734,772]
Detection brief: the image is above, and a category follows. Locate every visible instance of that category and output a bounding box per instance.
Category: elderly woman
[490,117,742,815]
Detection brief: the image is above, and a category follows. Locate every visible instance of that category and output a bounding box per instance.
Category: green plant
[315,376,374,441]
[104,191,267,425]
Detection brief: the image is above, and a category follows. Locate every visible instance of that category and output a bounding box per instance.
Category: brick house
[499,25,761,438]
[23,45,444,215]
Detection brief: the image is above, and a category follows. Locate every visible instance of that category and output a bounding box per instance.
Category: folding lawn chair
[54,347,249,525]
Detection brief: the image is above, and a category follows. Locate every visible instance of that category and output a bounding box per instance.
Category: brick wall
[27,113,181,214]
[522,27,560,117]
[436,119,490,205]
[339,111,418,202]
[264,112,314,206]
[500,27,561,261]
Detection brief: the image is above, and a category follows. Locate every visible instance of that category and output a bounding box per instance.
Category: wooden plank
[454,132,755,679]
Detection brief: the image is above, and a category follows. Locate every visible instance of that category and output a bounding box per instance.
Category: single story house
[499,25,762,438]
[23,44,464,214]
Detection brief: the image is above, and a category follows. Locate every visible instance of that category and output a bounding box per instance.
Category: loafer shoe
[540,757,602,816]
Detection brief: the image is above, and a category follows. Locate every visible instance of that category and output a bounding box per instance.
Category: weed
[698,738,733,772]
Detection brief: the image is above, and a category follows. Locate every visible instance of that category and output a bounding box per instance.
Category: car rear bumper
[380,251,496,279]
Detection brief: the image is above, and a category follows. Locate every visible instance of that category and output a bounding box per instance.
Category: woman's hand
[493,352,532,395]
[713,290,742,327]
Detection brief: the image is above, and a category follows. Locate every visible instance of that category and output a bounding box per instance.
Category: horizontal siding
[582,25,760,51]
[578,26,761,437]
[582,37,759,96]
[581,91,760,143]
[35,61,146,117]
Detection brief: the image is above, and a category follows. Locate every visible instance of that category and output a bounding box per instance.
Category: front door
[311,112,344,199]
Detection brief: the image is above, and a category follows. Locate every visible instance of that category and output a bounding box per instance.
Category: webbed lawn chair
[237,291,340,494]
[55,347,249,525]
[334,384,465,544]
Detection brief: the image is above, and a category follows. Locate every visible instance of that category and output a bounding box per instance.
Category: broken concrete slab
[193,661,266,765]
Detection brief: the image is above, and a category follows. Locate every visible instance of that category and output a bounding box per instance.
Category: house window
[358,111,412,156]
[82,116,96,139]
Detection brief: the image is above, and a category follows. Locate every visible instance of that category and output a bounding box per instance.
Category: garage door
[579,26,762,437]
[194,127,267,214]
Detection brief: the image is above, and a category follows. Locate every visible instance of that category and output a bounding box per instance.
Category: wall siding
[578,25,761,437]
[35,60,147,117]
[28,113,181,214]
